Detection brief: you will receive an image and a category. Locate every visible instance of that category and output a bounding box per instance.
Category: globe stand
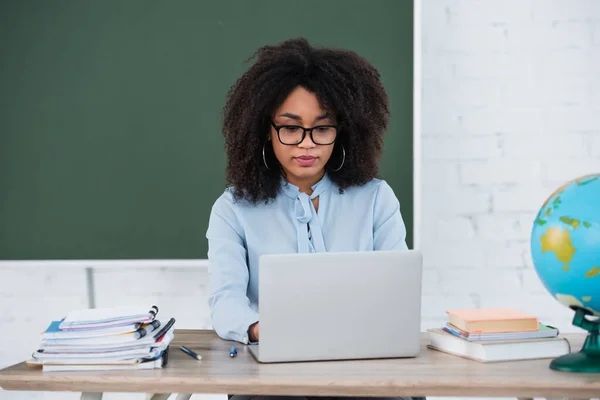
[549,306,600,373]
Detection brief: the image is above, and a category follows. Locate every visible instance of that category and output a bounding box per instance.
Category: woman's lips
[295,155,317,167]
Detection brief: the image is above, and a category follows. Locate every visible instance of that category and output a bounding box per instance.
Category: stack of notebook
[26,305,175,371]
[427,308,571,362]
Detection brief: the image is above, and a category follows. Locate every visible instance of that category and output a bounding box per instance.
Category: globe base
[550,351,600,373]
[549,307,600,373]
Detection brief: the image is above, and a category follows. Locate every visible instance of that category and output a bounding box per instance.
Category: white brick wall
[420,0,600,346]
[2,1,600,399]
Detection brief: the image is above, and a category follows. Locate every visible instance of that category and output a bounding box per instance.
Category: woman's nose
[298,133,316,148]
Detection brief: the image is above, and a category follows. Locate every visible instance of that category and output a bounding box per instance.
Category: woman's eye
[284,126,301,133]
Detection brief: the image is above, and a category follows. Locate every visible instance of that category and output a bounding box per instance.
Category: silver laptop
[248,250,422,363]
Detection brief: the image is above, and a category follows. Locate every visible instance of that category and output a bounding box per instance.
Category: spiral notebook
[59,305,159,330]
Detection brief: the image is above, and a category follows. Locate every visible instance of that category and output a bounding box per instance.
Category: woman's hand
[248,322,259,342]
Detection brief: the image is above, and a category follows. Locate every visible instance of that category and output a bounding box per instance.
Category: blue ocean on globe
[530,173,600,317]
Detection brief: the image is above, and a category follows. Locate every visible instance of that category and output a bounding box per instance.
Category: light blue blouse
[206,173,408,343]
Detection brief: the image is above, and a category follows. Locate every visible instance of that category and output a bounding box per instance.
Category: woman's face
[270,86,336,188]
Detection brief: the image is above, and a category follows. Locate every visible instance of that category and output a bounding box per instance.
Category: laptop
[247,249,422,363]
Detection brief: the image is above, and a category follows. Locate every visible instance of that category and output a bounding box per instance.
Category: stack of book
[427,308,571,362]
[26,305,175,372]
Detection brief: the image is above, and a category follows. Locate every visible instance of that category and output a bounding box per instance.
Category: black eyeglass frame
[270,121,339,146]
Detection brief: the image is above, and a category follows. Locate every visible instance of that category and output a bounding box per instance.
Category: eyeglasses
[271,121,338,145]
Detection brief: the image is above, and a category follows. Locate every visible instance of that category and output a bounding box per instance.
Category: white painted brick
[420,317,448,333]
[421,0,451,33]
[461,106,544,135]
[532,49,600,77]
[421,242,486,269]
[421,269,440,295]
[480,293,575,324]
[460,159,543,184]
[0,295,89,369]
[452,53,533,79]
[502,76,591,107]
[541,105,600,132]
[523,244,535,268]
[422,135,503,161]
[502,132,588,159]
[428,25,508,54]
[438,268,523,295]
[591,134,600,157]
[507,21,590,52]
[420,0,600,348]
[421,107,464,136]
[421,294,478,320]
[448,0,534,26]
[422,78,505,108]
[475,214,525,241]
[432,215,478,241]
[543,159,599,185]
[532,0,600,22]
[591,77,600,106]
[421,54,454,81]
[522,267,551,295]
[420,160,461,189]
[0,268,87,297]
[483,240,532,268]
[93,267,208,296]
[422,185,491,214]
[491,183,552,213]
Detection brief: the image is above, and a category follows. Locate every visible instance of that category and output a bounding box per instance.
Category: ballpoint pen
[180,345,202,360]
[230,344,237,357]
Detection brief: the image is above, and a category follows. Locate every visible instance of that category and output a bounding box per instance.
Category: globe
[530,173,600,372]
[531,173,600,316]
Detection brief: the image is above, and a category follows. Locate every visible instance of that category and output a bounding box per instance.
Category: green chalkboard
[0,0,413,259]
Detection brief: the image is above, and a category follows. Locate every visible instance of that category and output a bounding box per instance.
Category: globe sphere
[530,173,600,317]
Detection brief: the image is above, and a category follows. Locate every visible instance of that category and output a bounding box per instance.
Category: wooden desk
[1,330,599,399]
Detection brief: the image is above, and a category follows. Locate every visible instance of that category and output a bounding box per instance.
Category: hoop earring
[332,145,345,171]
[262,142,271,170]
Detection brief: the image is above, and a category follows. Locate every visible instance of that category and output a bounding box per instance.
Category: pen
[180,345,202,360]
[230,344,237,357]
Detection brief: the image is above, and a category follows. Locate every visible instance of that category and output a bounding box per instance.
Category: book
[40,357,165,372]
[29,348,169,372]
[443,322,559,341]
[427,328,570,363]
[58,305,158,330]
[41,321,166,346]
[446,308,539,333]
[42,320,142,340]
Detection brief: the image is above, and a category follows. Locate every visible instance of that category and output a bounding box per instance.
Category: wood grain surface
[1,330,599,397]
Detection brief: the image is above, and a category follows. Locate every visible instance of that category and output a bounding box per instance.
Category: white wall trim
[0,259,209,269]
[413,0,422,250]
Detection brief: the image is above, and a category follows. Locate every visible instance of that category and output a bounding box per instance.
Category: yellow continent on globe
[586,266,600,278]
[540,227,575,264]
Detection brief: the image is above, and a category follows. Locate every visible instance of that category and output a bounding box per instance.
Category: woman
[207,37,421,400]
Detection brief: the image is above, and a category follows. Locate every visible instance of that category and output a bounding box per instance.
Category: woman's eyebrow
[278,112,302,121]
[277,113,331,122]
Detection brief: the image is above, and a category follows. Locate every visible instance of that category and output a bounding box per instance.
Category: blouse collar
[280,172,332,200]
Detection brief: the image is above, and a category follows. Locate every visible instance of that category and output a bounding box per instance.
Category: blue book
[43,320,142,339]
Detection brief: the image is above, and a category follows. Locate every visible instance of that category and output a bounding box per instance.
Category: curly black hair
[221,37,390,204]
